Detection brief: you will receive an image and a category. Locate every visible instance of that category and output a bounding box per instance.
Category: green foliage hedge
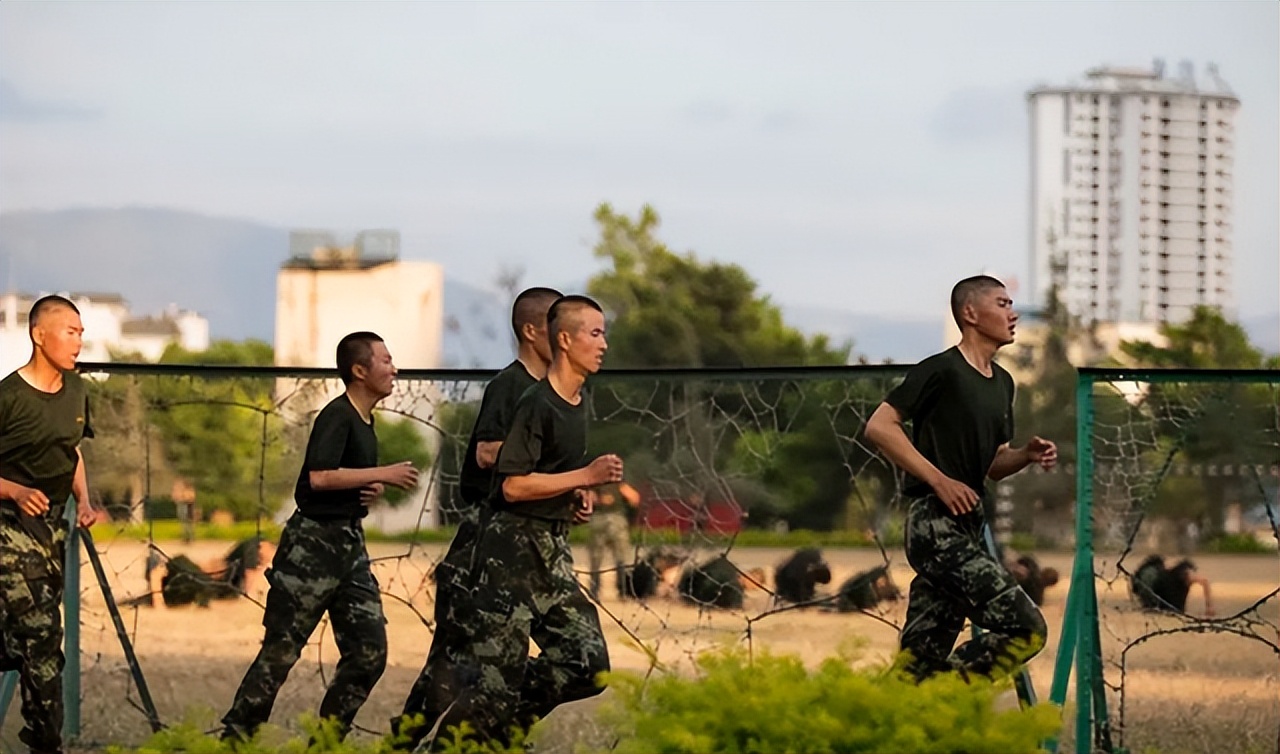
[603,647,1061,754]
[105,647,1062,754]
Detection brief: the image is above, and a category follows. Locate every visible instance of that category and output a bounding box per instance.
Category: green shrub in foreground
[106,649,1061,754]
[604,646,1061,754]
[106,711,527,754]
[106,713,380,753]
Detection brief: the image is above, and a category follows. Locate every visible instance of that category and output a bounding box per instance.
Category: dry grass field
[2,541,1275,753]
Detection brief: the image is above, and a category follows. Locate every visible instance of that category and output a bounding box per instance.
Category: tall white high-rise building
[1028,61,1239,324]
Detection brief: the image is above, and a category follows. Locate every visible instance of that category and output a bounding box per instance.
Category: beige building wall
[274,260,443,370]
[273,257,446,533]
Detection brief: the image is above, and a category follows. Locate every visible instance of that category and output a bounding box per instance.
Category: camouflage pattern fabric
[899,496,1046,681]
[0,511,68,753]
[586,510,630,599]
[221,513,387,742]
[405,510,609,749]
[393,508,485,748]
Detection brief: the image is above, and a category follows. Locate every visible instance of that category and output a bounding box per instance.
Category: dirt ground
[2,541,1276,753]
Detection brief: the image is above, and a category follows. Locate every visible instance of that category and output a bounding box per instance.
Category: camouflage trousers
[394,507,484,748]
[0,510,68,753]
[222,513,387,740]
[899,496,1046,681]
[586,511,630,599]
[411,510,609,748]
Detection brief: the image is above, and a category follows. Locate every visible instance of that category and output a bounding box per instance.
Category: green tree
[1120,306,1267,370]
[1005,278,1083,520]
[144,339,300,520]
[373,415,432,507]
[1118,307,1274,534]
[585,204,888,530]
[588,203,848,368]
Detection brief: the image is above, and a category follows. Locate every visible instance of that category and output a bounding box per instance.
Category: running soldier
[1,295,107,754]
[865,275,1056,681]
[586,481,640,600]
[430,295,622,747]
[394,287,561,749]
[221,332,419,743]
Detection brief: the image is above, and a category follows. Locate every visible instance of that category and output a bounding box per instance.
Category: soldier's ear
[30,322,47,349]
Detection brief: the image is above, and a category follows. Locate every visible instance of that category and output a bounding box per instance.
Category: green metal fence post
[0,670,15,728]
[1073,373,1096,753]
[63,500,81,741]
[1045,545,1082,754]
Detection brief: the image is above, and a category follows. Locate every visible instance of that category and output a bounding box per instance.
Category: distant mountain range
[1,207,1274,365]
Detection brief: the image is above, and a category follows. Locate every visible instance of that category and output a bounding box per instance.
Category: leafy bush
[603,647,1061,754]
[1008,532,1059,552]
[106,713,385,753]
[93,520,282,544]
[1203,532,1273,554]
[100,648,1063,754]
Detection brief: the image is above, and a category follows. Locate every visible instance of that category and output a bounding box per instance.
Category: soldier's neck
[516,347,549,380]
[19,353,65,393]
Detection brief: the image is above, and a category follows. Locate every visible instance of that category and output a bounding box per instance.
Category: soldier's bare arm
[311,461,419,491]
[476,441,503,469]
[1188,573,1215,617]
[73,448,107,528]
[502,454,623,502]
[0,477,51,516]
[987,437,1058,481]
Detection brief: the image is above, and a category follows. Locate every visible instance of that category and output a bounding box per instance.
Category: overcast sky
[1,2,1276,321]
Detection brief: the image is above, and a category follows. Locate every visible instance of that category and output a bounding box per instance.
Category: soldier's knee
[258,634,307,670]
[1013,605,1047,660]
[568,669,608,701]
[1027,611,1048,654]
[369,644,389,680]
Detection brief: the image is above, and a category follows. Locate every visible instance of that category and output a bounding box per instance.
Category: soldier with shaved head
[865,275,1056,682]
[419,295,623,749]
[394,286,561,750]
[1,294,108,754]
[222,331,421,744]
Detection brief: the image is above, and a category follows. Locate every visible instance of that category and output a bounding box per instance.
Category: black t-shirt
[459,361,538,506]
[0,369,93,522]
[293,393,379,520]
[492,379,588,521]
[884,346,1015,500]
